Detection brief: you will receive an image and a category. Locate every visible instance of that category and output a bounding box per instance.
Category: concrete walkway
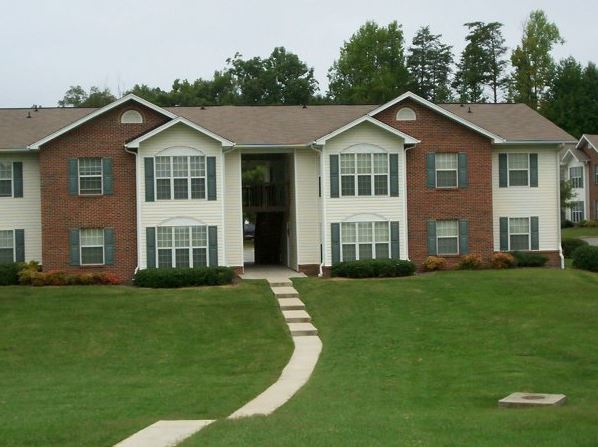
[581,236,598,247]
[113,266,321,446]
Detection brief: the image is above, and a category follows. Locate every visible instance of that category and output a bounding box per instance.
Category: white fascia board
[27,94,177,150]
[496,140,577,146]
[313,115,419,146]
[0,147,31,153]
[367,91,506,143]
[576,134,598,152]
[125,116,235,148]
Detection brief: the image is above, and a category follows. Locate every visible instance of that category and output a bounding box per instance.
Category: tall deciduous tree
[59,85,116,107]
[483,22,509,103]
[327,21,410,104]
[510,10,564,109]
[407,26,454,102]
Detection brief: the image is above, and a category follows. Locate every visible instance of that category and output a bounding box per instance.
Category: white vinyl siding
[224,150,243,268]
[80,229,105,265]
[294,148,321,266]
[0,230,14,263]
[0,161,12,197]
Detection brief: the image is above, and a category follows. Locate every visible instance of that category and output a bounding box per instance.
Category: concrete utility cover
[498,392,567,408]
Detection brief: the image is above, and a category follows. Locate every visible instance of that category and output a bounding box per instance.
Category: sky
[0,0,596,107]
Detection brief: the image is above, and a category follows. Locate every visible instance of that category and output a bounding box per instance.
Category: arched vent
[121,110,144,124]
[396,107,416,121]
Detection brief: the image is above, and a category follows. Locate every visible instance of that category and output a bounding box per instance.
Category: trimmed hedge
[562,238,589,258]
[572,245,598,272]
[511,251,548,267]
[0,262,21,286]
[331,259,416,278]
[134,267,235,288]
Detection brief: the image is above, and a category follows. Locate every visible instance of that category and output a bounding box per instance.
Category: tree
[58,85,115,107]
[561,179,575,211]
[128,84,173,106]
[407,26,453,102]
[510,10,564,109]
[58,85,87,107]
[169,71,237,106]
[327,21,411,104]
[483,22,509,103]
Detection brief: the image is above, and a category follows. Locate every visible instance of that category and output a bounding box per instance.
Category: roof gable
[313,115,419,146]
[576,134,598,153]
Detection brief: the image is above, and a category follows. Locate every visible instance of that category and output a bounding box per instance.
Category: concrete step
[272,286,299,298]
[282,309,311,323]
[278,297,305,311]
[267,279,293,288]
[288,322,318,336]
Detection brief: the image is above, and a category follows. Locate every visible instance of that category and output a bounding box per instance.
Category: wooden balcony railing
[243,182,288,209]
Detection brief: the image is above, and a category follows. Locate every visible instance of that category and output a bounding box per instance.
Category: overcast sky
[0,0,596,107]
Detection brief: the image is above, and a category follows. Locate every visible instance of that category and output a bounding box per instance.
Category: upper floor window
[156,225,208,268]
[396,107,416,121]
[340,153,388,196]
[0,162,12,197]
[340,221,390,261]
[570,166,584,189]
[155,155,206,200]
[78,158,103,195]
[0,230,14,263]
[435,153,458,188]
[121,110,143,124]
[499,153,538,188]
[508,153,529,186]
[80,228,105,265]
[436,220,459,255]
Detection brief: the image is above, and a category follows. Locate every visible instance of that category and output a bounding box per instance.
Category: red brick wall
[374,99,495,268]
[580,144,598,220]
[39,102,170,281]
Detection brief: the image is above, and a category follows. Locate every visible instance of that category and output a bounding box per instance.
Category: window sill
[79,264,106,268]
[438,254,461,258]
[78,194,104,197]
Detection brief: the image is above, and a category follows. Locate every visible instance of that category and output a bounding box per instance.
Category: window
[340,221,390,261]
[78,158,103,195]
[508,153,530,186]
[436,220,459,255]
[571,201,585,223]
[155,156,206,200]
[0,230,14,263]
[595,165,598,185]
[509,218,530,251]
[595,201,598,220]
[156,226,208,268]
[396,107,416,121]
[80,229,104,265]
[121,110,143,124]
[570,166,584,189]
[435,153,458,188]
[339,153,388,196]
[0,161,12,197]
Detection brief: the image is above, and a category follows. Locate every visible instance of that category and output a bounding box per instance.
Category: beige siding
[0,152,42,262]
[224,150,243,267]
[287,154,298,269]
[492,146,561,251]
[294,148,321,265]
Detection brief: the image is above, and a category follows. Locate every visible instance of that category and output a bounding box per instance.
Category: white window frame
[594,165,598,184]
[79,228,105,266]
[339,153,390,197]
[436,220,459,256]
[156,225,209,268]
[508,217,531,251]
[435,153,459,189]
[340,221,391,261]
[507,153,530,187]
[78,158,103,196]
[154,156,206,201]
[0,161,13,198]
[570,166,584,189]
[571,201,585,223]
[0,229,15,263]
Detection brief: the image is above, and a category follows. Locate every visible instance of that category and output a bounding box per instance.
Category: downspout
[402,143,418,261]
[124,145,142,275]
[311,143,326,276]
[557,147,565,269]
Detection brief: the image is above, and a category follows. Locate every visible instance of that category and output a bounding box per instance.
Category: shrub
[561,219,574,228]
[331,259,416,278]
[490,252,516,269]
[423,256,447,271]
[19,269,122,286]
[0,262,21,285]
[17,261,42,285]
[579,219,598,228]
[457,254,483,270]
[561,238,589,258]
[572,245,598,272]
[511,251,548,267]
[134,267,235,288]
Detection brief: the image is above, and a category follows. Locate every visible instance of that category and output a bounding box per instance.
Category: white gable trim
[28,94,177,150]
[561,148,588,165]
[313,115,419,146]
[367,91,506,143]
[576,134,598,153]
[125,116,235,148]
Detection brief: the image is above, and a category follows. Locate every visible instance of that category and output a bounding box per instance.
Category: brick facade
[39,102,169,281]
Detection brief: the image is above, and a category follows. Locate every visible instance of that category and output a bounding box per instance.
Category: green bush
[511,251,549,267]
[562,238,589,258]
[134,267,235,288]
[0,262,21,285]
[331,259,416,278]
[579,219,598,228]
[572,245,598,272]
[561,219,574,228]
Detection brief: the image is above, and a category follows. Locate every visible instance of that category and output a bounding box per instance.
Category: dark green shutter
[530,216,539,250]
[390,221,400,259]
[458,153,468,187]
[331,223,340,265]
[499,153,508,187]
[427,220,437,255]
[208,226,218,266]
[389,154,399,197]
[146,227,156,268]
[69,229,80,266]
[144,158,154,202]
[102,158,113,195]
[68,159,78,195]
[104,228,115,265]
[529,153,538,187]
[14,229,25,262]
[459,220,469,255]
[13,162,23,198]
[330,154,339,198]
[207,157,217,201]
[426,153,436,188]
[499,217,509,251]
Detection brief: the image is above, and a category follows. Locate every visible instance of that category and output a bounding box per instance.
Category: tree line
[58,9,598,138]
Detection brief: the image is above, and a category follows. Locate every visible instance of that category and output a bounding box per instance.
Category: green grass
[0,283,292,447]
[185,269,598,447]
[562,226,598,238]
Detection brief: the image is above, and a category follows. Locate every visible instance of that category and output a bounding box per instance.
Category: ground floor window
[571,201,585,223]
[340,221,390,261]
[436,220,459,255]
[509,217,530,251]
[156,226,208,268]
[80,229,105,265]
[0,230,14,263]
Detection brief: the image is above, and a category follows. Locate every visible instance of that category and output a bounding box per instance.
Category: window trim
[569,166,584,189]
[0,229,15,263]
[594,165,598,185]
[79,228,105,266]
[571,201,585,223]
[78,158,103,196]
[340,221,391,262]
[0,161,14,198]
[155,225,209,268]
[435,153,459,189]
[154,155,206,201]
[339,153,390,198]
[436,220,459,256]
[508,217,531,251]
[506,153,531,187]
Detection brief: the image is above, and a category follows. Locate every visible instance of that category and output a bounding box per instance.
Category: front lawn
[186,269,598,447]
[0,283,292,447]
[562,226,598,238]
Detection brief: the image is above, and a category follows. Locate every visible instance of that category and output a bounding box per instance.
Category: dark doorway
[254,212,286,264]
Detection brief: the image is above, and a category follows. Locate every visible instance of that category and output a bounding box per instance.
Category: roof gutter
[495,140,577,146]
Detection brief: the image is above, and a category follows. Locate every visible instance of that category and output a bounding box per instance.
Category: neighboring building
[0,92,575,280]
[561,135,598,223]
